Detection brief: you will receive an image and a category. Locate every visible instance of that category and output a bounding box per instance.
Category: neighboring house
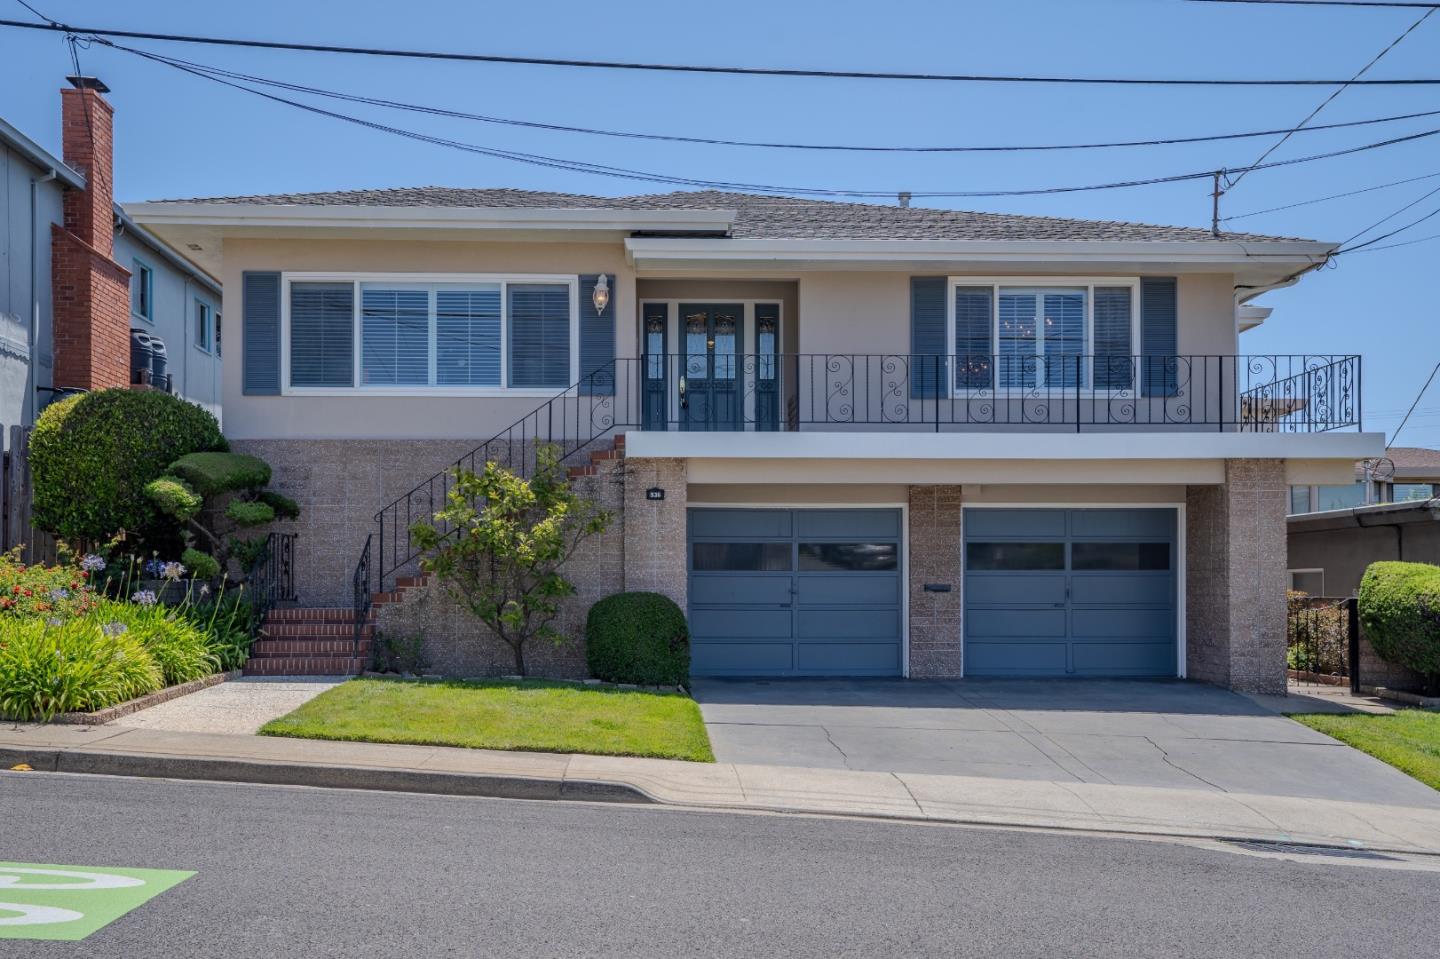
[1287,447,1440,597]
[0,76,221,445]
[130,187,1381,692]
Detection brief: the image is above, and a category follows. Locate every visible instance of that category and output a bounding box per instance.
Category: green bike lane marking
[0,863,195,941]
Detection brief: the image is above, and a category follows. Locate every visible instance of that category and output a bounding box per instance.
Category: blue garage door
[963,508,1177,677]
[688,508,902,676]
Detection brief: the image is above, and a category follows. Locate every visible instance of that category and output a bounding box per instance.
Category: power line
[1191,1,1440,8]
[1343,229,1440,251]
[113,47,1440,156]
[1388,360,1440,449]
[1340,180,1440,244]
[1224,5,1435,192]
[104,38,1440,201]
[1337,199,1440,251]
[1222,170,1440,219]
[10,17,1440,85]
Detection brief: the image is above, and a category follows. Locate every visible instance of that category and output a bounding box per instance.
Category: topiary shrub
[30,389,225,545]
[1359,561,1440,691]
[585,591,690,686]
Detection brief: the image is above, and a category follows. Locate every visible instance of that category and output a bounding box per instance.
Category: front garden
[0,387,296,721]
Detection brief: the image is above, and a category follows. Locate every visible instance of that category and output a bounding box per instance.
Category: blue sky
[3,0,1438,445]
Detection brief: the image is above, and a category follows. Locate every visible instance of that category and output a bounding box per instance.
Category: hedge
[585,592,690,686]
[1358,561,1440,682]
[30,389,226,544]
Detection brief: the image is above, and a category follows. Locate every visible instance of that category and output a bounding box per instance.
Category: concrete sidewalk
[3,722,1439,854]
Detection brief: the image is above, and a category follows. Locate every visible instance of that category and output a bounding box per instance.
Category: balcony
[599,354,1361,434]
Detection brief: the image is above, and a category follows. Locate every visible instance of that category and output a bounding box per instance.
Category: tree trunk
[511,638,527,677]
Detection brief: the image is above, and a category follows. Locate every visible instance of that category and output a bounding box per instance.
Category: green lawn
[259,677,715,762]
[1291,710,1440,791]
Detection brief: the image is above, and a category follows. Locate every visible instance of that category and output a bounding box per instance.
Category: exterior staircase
[243,607,374,676]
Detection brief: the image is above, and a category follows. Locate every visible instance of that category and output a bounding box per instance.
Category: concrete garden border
[49,670,242,725]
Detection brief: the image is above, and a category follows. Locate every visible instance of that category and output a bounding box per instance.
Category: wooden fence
[1,424,60,565]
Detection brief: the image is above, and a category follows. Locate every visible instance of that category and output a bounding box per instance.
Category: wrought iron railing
[353,533,371,661]
[622,353,1360,433]
[1287,594,1360,694]
[356,353,1361,598]
[244,530,297,621]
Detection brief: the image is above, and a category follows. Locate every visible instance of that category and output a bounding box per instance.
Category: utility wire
[1191,1,1440,8]
[1225,5,1435,191]
[110,47,1440,156]
[1342,229,1440,251]
[1337,199,1440,251]
[1388,360,1440,449]
[1341,181,1440,243]
[103,38,1440,201]
[1222,169,1440,219]
[10,17,1440,84]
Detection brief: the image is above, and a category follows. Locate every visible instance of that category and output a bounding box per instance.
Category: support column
[1185,458,1288,693]
[908,485,963,679]
[623,456,688,609]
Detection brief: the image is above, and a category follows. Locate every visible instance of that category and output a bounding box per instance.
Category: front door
[680,303,742,431]
[641,303,668,431]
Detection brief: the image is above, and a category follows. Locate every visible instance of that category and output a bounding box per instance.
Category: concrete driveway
[691,678,1440,807]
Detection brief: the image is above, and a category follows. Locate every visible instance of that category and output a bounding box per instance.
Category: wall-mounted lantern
[592,274,610,315]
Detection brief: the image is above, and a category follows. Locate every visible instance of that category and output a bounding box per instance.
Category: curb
[50,670,243,725]
[0,745,653,805]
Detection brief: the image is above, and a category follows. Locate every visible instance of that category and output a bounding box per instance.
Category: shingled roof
[148,187,1314,244]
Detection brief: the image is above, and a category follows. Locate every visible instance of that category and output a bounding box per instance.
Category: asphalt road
[1,772,1436,958]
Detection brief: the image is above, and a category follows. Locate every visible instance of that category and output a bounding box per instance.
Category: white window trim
[945,276,1142,397]
[279,272,581,397]
[641,299,786,430]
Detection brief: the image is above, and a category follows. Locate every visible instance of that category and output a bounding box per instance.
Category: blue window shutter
[953,286,993,390]
[242,271,280,395]
[1093,286,1134,391]
[289,282,355,388]
[1140,277,1178,397]
[910,276,947,398]
[508,284,571,389]
[578,274,615,395]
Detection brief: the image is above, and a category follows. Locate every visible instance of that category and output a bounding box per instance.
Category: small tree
[144,451,299,581]
[410,446,610,676]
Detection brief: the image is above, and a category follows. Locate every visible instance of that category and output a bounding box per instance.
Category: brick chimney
[52,76,131,392]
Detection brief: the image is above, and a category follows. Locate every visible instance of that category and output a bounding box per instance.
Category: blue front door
[963,508,1177,677]
[680,303,742,431]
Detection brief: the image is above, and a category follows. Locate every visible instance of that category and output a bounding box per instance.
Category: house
[0,77,221,445]
[1287,447,1440,597]
[128,187,1382,692]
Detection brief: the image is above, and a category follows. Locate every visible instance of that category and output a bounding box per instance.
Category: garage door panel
[1071,608,1174,639]
[965,509,1066,538]
[1069,509,1174,538]
[966,641,1068,674]
[1072,642,1175,675]
[688,508,901,677]
[797,608,899,639]
[966,608,1067,638]
[689,509,791,538]
[689,608,792,640]
[795,641,900,673]
[691,642,794,674]
[966,573,1066,606]
[796,575,899,606]
[689,576,792,606]
[1071,574,1172,606]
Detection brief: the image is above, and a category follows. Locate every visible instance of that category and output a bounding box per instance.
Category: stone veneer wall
[374,453,627,679]
[1185,458,1289,694]
[907,485,964,678]
[620,457,688,609]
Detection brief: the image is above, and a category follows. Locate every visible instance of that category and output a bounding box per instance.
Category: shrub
[585,592,690,686]
[181,548,221,583]
[94,599,218,686]
[0,619,163,721]
[30,389,225,544]
[1359,561,1440,689]
[172,585,258,672]
[146,450,297,581]
[0,550,99,618]
[370,631,429,675]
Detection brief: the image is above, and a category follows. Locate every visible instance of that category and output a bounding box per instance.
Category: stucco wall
[1287,517,1440,598]
[0,143,64,441]
[221,237,633,440]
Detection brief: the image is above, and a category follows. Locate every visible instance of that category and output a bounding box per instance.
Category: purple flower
[102,622,128,636]
[79,554,106,573]
[131,590,158,607]
[48,587,69,602]
[160,561,187,581]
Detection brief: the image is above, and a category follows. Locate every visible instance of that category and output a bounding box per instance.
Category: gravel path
[110,677,344,734]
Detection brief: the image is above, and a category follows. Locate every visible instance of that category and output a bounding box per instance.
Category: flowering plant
[0,549,97,619]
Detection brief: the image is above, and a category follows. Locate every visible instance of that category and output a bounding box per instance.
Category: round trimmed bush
[585,591,690,685]
[30,389,226,544]
[1359,561,1440,685]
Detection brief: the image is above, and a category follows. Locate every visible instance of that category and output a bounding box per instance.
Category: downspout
[26,169,58,426]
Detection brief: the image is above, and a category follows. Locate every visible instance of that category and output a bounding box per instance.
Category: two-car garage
[686,505,1178,679]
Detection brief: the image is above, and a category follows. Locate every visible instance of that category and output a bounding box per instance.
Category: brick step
[264,607,365,624]
[262,621,374,638]
[251,638,372,657]
[243,657,365,677]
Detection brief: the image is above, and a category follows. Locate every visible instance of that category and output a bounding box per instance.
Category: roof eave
[0,116,86,190]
